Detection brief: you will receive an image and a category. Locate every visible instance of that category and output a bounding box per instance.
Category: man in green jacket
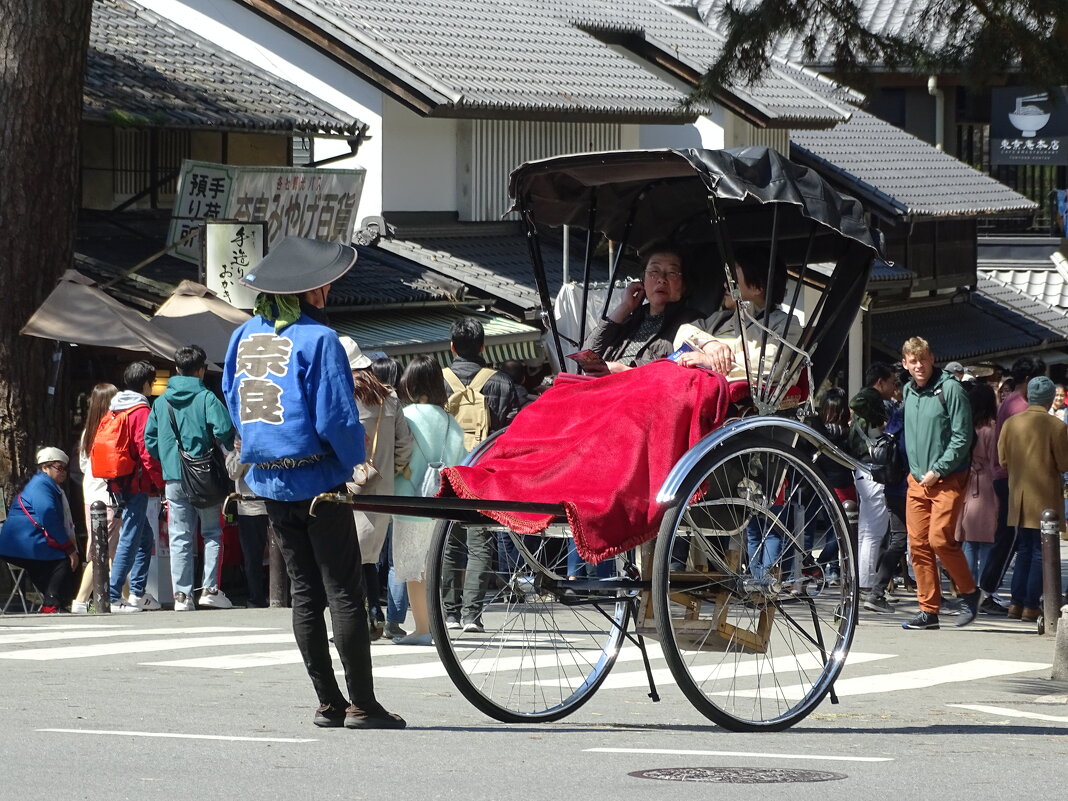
[900,336,981,630]
[145,344,236,611]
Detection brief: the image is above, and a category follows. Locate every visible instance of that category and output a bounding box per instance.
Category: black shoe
[902,611,940,630]
[980,596,1008,616]
[344,704,407,730]
[955,589,983,628]
[863,594,892,613]
[313,703,346,728]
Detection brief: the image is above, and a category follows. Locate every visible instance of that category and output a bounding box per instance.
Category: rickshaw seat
[726,369,809,407]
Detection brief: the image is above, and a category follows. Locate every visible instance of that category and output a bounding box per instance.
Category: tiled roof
[87,0,365,136]
[980,267,1068,310]
[331,245,469,307]
[871,288,1068,362]
[250,0,853,126]
[693,0,963,68]
[375,222,609,314]
[791,107,1038,218]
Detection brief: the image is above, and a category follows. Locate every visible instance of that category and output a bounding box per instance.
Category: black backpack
[853,423,907,486]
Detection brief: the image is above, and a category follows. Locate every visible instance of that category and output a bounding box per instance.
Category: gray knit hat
[1027,375,1056,407]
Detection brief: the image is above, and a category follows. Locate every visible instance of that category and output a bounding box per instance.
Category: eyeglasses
[644,269,683,282]
[45,463,68,472]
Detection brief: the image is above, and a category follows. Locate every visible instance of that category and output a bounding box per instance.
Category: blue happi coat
[222,312,364,501]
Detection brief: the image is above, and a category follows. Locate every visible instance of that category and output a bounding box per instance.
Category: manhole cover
[629,767,847,784]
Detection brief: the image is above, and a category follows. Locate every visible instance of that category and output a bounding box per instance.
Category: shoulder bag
[349,409,382,493]
[419,410,451,498]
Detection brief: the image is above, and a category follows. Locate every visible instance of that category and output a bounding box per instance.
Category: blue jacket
[222,312,364,501]
[145,375,236,482]
[394,404,467,522]
[0,472,74,561]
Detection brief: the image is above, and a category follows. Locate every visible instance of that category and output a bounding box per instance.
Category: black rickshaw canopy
[507,146,883,394]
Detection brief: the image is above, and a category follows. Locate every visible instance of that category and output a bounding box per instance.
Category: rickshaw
[314,147,881,732]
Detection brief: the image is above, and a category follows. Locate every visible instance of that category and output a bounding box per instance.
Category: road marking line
[719,659,1050,699]
[0,626,277,645]
[586,747,892,763]
[537,651,893,689]
[0,634,295,660]
[38,728,315,743]
[947,703,1068,723]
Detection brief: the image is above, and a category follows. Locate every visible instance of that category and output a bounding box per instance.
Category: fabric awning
[21,269,185,361]
[149,280,250,366]
[330,309,544,367]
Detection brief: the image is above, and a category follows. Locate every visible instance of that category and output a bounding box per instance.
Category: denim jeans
[265,491,377,708]
[565,539,614,578]
[1009,527,1043,609]
[380,525,408,625]
[979,478,1014,595]
[746,504,792,582]
[962,541,993,584]
[110,491,154,602]
[165,480,224,599]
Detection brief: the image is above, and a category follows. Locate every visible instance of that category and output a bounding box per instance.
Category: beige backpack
[443,367,495,450]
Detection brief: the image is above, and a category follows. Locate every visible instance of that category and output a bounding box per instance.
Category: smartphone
[566,348,608,373]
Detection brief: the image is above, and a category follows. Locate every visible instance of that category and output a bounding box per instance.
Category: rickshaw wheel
[652,435,858,731]
[427,518,630,723]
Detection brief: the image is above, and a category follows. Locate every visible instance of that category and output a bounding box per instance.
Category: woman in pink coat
[956,382,998,580]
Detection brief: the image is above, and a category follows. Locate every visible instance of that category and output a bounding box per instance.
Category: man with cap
[997,375,1068,621]
[899,336,983,630]
[944,361,965,381]
[0,448,79,612]
[223,236,405,730]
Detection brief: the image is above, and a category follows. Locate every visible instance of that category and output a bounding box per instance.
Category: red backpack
[89,404,146,480]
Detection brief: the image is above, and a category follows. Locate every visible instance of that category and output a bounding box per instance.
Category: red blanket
[439,360,729,564]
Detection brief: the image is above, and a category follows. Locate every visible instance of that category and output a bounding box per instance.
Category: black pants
[870,493,908,598]
[236,513,269,607]
[3,555,73,608]
[979,477,1014,595]
[264,493,376,709]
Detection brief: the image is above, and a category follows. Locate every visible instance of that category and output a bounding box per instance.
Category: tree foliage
[697,0,1068,96]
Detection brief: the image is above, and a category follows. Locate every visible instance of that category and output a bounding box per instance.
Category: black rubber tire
[652,435,858,731]
[427,518,629,723]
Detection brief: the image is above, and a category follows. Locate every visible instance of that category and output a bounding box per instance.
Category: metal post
[268,521,288,608]
[1040,508,1061,635]
[89,501,111,614]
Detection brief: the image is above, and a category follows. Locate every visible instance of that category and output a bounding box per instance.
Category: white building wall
[134,0,386,217]
[381,98,458,213]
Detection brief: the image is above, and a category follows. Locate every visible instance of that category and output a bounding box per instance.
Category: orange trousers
[905,471,976,614]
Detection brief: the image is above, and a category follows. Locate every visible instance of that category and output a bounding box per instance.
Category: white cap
[35,446,69,465]
[339,336,371,370]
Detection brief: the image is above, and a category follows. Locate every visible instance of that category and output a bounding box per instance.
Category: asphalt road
[1,591,1066,801]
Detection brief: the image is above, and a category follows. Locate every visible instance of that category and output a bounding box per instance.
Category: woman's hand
[608,281,646,322]
[677,342,734,374]
[68,551,81,572]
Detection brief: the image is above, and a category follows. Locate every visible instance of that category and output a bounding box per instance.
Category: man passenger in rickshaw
[582,241,703,376]
[673,247,793,377]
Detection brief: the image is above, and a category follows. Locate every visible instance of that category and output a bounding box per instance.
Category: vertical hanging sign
[202,221,266,310]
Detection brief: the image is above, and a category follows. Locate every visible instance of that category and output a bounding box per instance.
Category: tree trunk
[0,0,94,497]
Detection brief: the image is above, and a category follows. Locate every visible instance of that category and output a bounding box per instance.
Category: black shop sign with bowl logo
[991,86,1068,166]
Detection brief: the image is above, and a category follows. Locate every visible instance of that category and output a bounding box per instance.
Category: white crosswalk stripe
[0,622,1051,703]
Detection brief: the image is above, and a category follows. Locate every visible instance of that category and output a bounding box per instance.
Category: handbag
[854,422,906,486]
[419,410,450,498]
[349,410,382,493]
[166,398,229,509]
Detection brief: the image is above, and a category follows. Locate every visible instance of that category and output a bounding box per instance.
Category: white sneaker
[112,599,142,614]
[129,592,161,611]
[199,588,233,609]
[70,600,89,615]
[173,592,195,612]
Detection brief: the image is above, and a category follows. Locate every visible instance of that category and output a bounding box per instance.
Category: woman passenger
[583,241,703,375]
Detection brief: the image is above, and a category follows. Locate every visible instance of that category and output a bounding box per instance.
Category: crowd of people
[3,234,1066,728]
[839,348,1068,629]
